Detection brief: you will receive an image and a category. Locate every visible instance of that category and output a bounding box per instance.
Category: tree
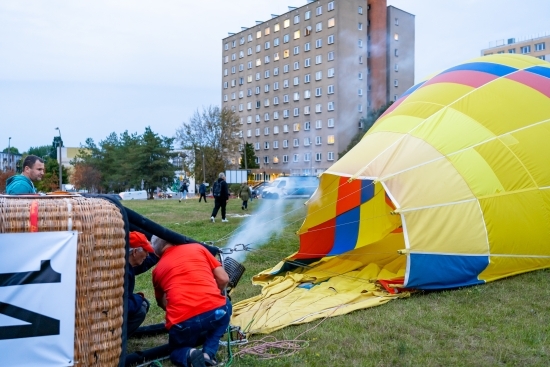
[175,106,241,185]
[240,142,259,169]
[0,169,15,193]
[27,145,54,159]
[2,147,19,154]
[35,157,69,193]
[339,101,394,158]
[70,163,102,193]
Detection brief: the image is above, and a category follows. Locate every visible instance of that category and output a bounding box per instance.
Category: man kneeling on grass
[151,236,231,367]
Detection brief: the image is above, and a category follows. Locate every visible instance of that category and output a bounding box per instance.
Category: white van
[261,176,319,199]
[119,190,148,200]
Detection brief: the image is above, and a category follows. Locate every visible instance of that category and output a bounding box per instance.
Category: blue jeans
[169,298,232,367]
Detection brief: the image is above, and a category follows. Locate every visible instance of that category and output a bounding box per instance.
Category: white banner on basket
[0,231,78,367]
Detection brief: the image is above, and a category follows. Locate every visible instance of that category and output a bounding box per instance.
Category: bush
[229,183,241,197]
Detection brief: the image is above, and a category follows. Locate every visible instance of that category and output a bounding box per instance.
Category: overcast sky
[1,0,548,151]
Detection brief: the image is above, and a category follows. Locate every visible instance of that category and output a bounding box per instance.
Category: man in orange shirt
[151,236,231,367]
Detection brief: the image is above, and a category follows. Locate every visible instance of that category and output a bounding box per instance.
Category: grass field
[124,196,550,367]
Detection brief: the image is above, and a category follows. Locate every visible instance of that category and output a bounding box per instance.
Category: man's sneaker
[179,199,181,203]
[210,217,215,223]
[222,219,228,223]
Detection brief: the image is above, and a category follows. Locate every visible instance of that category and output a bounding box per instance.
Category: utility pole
[241,137,248,171]
[55,127,62,190]
[7,137,11,171]
[202,149,206,183]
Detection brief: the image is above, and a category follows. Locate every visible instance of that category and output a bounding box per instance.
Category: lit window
[283,49,290,58]
[328,18,335,28]
[394,33,399,41]
[316,22,322,32]
[274,23,280,32]
[247,75,252,83]
[327,135,335,144]
[327,118,334,127]
[294,30,301,40]
[284,19,290,28]
[265,27,270,36]
[256,59,262,66]
[256,30,261,39]
[273,156,279,163]
[294,14,300,24]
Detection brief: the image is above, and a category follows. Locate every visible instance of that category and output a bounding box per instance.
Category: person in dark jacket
[198,181,207,203]
[210,173,230,223]
[127,231,159,336]
[5,155,45,194]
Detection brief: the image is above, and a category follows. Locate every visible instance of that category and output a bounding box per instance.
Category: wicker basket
[0,195,126,366]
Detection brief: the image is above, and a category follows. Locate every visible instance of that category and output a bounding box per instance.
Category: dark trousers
[242,200,248,209]
[211,198,226,219]
[199,193,207,203]
[169,299,232,367]
[127,298,150,336]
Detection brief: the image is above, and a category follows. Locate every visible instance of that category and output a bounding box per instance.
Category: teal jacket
[5,175,36,194]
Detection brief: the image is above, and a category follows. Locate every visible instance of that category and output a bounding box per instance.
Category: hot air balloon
[231,54,550,334]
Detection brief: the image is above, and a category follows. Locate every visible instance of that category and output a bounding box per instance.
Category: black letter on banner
[0,303,60,339]
[0,260,61,287]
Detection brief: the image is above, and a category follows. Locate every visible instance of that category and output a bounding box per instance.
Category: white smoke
[223,197,304,262]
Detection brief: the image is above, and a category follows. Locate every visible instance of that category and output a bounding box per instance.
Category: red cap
[129,232,155,253]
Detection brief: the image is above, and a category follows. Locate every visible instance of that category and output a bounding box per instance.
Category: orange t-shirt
[152,244,226,329]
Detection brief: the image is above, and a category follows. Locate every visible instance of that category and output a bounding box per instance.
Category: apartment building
[481,34,549,60]
[222,0,414,176]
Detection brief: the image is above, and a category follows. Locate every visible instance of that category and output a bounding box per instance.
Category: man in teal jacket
[5,155,45,194]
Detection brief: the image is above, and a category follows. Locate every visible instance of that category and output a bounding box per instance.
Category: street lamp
[7,137,11,171]
[241,136,248,171]
[55,127,62,190]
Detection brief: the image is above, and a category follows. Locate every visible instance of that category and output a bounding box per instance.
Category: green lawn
[124,197,550,367]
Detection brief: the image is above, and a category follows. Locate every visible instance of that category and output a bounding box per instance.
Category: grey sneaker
[222,219,228,223]
[210,216,215,223]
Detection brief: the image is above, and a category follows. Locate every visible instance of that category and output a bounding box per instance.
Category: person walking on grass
[179,180,189,202]
[198,181,207,203]
[210,173,230,223]
[238,182,251,210]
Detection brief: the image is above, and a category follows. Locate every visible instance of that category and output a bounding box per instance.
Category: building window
[395,17,399,26]
[358,72,363,80]
[256,99,261,107]
[395,48,399,56]
[274,126,279,134]
[247,61,252,69]
[232,40,236,48]
[274,38,280,47]
[247,116,252,124]
[283,64,290,73]
[274,81,279,90]
[265,41,271,50]
[224,56,229,64]
[255,72,261,81]
[358,6,363,14]
[223,94,228,102]
[264,55,270,64]
[394,94,398,101]
[248,34,253,42]
[315,119,322,129]
[293,154,299,162]
[247,129,252,137]
[223,68,228,76]
[224,43,229,50]
[316,22,322,32]
[304,89,311,98]
[316,39,322,48]
[305,26,312,36]
[264,128,270,136]
[328,85,334,94]
[293,107,299,117]
[255,86,260,94]
[315,103,322,113]
[283,139,289,147]
[239,64,244,71]
[283,34,290,44]
[255,128,260,136]
[328,1,334,11]
[294,30,300,40]
[315,136,322,145]
[359,56,363,64]
[247,102,252,110]
[247,88,252,96]
[328,35,334,44]
[283,79,289,88]
[316,6,322,16]
[305,58,311,67]
[358,39,363,48]
[304,137,311,146]
[508,48,516,54]
[283,94,289,103]
[305,10,311,20]
[358,89,363,96]
[283,109,289,118]
[315,153,322,162]
[255,157,260,164]
[293,138,299,147]
[535,43,546,51]
[327,135,335,145]
[284,19,290,28]
[315,71,322,80]
[315,87,322,97]
[265,27,271,36]
[328,51,334,61]
[395,64,399,72]
[293,92,300,101]
[256,30,261,39]
[327,118,334,127]
[274,96,279,104]
[274,23,280,32]
[358,22,363,30]
[264,156,269,163]
[328,68,335,78]
[284,49,290,58]
[304,152,311,162]
[328,102,334,111]
[358,104,363,112]
[316,55,322,64]
[328,18,335,28]
[304,105,310,115]
[394,33,399,41]
[394,79,399,87]
[274,67,279,76]
[305,42,311,52]
[305,121,311,130]
[274,52,280,61]
[274,140,279,147]
[256,59,261,66]
[283,155,288,163]
[293,46,300,55]
[328,152,334,161]
[231,92,236,99]
[293,14,300,24]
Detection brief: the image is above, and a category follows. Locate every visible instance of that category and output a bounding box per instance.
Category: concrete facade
[481,34,549,60]
[222,0,414,176]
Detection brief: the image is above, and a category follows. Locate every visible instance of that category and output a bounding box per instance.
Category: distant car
[119,190,148,200]
[261,176,319,199]
[251,182,270,198]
